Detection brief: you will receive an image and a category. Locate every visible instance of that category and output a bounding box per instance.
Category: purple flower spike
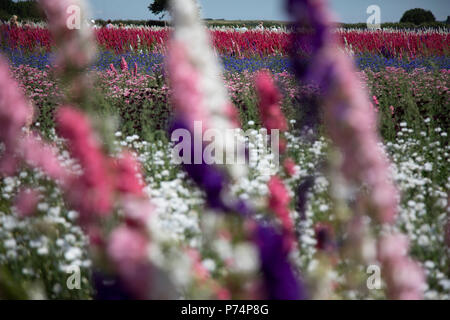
[93,271,133,300]
[169,119,228,211]
[255,225,306,300]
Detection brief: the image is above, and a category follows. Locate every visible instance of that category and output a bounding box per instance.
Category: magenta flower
[120,57,128,72]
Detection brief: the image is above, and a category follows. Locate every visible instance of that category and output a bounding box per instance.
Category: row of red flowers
[1,25,449,57]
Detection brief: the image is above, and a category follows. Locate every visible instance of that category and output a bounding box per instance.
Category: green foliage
[400,8,436,25]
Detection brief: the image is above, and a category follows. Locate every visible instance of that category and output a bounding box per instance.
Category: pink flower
[109,63,117,75]
[215,287,231,300]
[56,106,114,222]
[19,132,68,181]
[268,176,295,249]
[186,249,210,281]
[107,225,150,299]
[114,151,144,196]
[385,257,425,300]
[389,105,395,115]
[38,0,96,101]
[225,102,241,128]
[377,234,409,262]
[283,157,297,177]
[121,196,153,230]
[255,70,288,133]
[167,42,210,132]
[0,56,33,175]
[14,188,40,218]
[120,57,128,72]
[38,0,96,65]
[372,95,379,105]
[377,233,425,300]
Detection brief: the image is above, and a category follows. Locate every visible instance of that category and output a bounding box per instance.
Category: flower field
[0,0,449,301]
[2,24,449,57]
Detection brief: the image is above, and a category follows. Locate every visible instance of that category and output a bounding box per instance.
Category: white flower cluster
[1,119,448,299]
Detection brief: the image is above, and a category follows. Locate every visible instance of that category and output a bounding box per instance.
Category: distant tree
[0,0,42,21]
[446,16,450,24]
[400,8,436,25]
[148,0,169,18]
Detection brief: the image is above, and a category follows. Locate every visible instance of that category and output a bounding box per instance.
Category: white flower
[4,239,17,249]
[202,258,216,272]
[233,243,259,273]
[37,246,49,255]
[64,247,82,261]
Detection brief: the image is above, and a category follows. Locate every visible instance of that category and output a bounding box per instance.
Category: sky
[88,0,450,23]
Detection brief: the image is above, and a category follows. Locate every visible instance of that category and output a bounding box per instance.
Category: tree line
[0,0,43,22]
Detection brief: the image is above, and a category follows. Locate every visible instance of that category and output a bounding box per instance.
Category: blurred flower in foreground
[287,0,425,299]
[0,56,33,175]
[167,0,305,299]
[14,189,40,218]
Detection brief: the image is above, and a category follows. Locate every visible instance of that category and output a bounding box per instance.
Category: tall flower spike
[255,224,305,300]
[169,0,246,180]
[255,71,288,134]
[167,15,305,299]
[39,0,96,70]
[377,234,425,300]
[287,0,424,299]
[167,42,211,132]
[38,0,97,102]
[267,176,296,251]
[56,106,114,223]
[0,56,33,175]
